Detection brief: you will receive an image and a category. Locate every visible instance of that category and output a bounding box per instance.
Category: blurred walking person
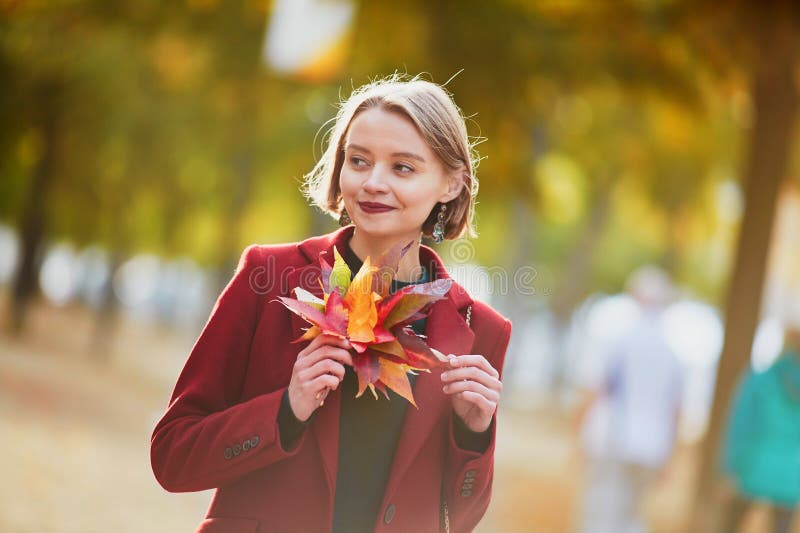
[717,324,800,533]
[575,266,685,533]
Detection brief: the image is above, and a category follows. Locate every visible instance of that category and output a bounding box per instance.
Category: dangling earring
[339,208,352,227]
[432,203,447,243]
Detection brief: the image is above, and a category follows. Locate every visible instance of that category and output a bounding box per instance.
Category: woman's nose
[362,164,391,193]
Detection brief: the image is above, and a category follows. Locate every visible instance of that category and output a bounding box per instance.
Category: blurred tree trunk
[90,248,125,362]
[693,4,799,531]
[90,190,132,364]
[9,81,61,335]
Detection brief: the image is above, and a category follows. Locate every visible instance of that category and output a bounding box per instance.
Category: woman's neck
[347,228,424,283]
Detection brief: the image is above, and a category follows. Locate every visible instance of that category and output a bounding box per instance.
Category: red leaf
[350,341,370,354]
[275,296,347,337]
[324,290,349,334]
[371,324,396,344]
[275,297,326,328]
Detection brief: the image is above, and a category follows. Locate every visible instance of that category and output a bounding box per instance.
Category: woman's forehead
[345,108,431,157]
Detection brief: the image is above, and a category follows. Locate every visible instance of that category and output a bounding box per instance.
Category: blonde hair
[301,73,481,240]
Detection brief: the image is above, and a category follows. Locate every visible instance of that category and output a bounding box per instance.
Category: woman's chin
[354,221,418,240]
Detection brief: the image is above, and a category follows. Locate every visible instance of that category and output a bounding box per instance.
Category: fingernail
[450,358,458,366]
[440,372,448,380]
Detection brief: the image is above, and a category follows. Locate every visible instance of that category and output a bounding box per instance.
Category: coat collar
[294,224,473,311]
[284,224,475,498]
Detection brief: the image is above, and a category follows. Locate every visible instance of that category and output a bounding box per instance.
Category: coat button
[383,504,396,524]
[243,440,251,452]
[233,444,242,456]
[250,435,260,448]
[465,469,476,479]
[223,447,233,460]
[461,490,472,498]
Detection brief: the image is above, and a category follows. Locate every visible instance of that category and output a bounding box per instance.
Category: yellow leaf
[292,325,321,343]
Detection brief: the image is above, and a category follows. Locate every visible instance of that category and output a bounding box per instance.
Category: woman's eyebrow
[346,143,427,163]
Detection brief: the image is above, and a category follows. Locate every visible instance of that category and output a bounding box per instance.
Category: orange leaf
[345,256,379,343]
[378,358,417,408]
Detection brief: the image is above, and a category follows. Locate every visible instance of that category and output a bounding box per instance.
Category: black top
[277,241,490,532]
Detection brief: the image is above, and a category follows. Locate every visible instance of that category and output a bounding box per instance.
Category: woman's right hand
[287,333,353,422]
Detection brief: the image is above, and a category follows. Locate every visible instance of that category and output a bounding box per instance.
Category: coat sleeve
[150,245,309,493]
[442,317,512,532]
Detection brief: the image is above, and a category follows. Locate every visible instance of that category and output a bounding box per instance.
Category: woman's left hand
[440,354,502,433]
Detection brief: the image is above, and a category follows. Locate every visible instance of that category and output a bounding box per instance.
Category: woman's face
[339,107,461,240]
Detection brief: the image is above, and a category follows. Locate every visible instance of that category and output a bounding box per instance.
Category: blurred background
[1,0,800,532]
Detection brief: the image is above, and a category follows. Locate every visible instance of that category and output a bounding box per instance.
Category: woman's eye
[395,163,414,173]
[349,156,368,168]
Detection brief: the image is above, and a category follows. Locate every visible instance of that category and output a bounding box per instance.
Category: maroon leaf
[371,239,415,299]
[379,279,453,329]
[372,380,391,400]
[390,311,429,329]
[353,350,381,398]
[393,326,449,370]
[318,252,333,294]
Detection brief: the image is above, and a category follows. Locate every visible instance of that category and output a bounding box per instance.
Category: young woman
[150,75,513,533]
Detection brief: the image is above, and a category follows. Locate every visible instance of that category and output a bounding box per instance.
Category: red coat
[150,225,513,533]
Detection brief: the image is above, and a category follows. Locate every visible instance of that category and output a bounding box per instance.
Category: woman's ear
[440,169,466,203]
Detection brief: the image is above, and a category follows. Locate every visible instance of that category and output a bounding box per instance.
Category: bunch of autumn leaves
[276,241,453,407]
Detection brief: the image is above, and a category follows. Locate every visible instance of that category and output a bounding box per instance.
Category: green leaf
[329,245,351,296]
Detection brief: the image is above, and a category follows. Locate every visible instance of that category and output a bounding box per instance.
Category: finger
[308,374,340,395]
[447,354,499,378]
[302,359,346,382]
[298,345,353,369]
[442,379,500,403]
[298,333,350,359]
[298,333,350,358]
[456,390,497,416]
[440,367,502,391]
[315,388,331,401]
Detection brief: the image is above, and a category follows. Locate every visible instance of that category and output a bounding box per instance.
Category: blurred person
[574,266,685,533]
[149,74,512,533]
[717,325,800,533]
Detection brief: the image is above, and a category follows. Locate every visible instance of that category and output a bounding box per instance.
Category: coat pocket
[197,517,260,533]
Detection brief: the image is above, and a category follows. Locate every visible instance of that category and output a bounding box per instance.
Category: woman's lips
[358,202,395,213]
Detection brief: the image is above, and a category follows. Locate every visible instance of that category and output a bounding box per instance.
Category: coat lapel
[379,293,475,507]
[282,225,476,500]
